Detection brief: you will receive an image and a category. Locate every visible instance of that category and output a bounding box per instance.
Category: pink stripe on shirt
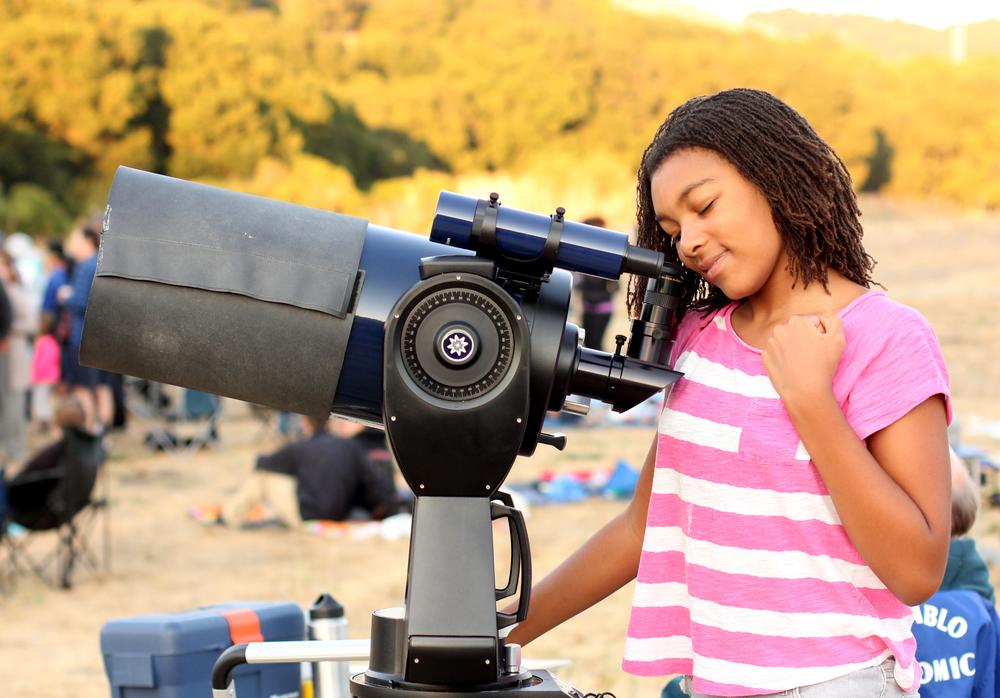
[659,433,829,494]
[646,492,863,563]
[635,559,909,617]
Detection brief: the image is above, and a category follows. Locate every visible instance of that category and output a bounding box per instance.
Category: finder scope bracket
[468,192,568,297]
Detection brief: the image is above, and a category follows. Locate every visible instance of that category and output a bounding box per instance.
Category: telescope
[82,167,684,698]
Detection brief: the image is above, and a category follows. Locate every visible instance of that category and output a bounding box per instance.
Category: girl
[506,88,951,697]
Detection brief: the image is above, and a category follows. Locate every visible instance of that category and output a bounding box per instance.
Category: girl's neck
[731,269,868,346]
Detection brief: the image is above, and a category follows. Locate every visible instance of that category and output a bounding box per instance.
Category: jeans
[683,656,920,697]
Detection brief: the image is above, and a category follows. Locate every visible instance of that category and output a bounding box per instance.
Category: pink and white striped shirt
[622,290,951,696]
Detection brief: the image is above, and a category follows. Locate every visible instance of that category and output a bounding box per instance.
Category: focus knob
[436,324,479,366]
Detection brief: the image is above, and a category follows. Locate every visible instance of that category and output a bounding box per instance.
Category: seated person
[194,416,398,528]
[940,449,995,604]
[6,396,94,480]
[5,396,104,529]
[911,449,999,696]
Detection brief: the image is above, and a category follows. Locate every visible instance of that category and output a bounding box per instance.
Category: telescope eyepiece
[626,262,685,367]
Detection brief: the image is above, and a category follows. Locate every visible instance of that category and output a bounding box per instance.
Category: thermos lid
[310,593,345,619]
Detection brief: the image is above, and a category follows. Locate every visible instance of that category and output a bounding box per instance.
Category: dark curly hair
[627,88,877,318]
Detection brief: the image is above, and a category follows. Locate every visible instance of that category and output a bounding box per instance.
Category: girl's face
[649,147,789,301]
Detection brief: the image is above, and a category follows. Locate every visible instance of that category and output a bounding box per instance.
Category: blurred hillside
[746,10,1000,61]
[1,0,999,236]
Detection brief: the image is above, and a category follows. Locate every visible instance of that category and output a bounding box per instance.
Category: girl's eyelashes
[658,222,680,243]
[657,197,715,243]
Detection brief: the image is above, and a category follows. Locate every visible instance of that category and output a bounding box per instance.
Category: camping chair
[3,429,109,589]
[248,403,281,442]
[125,376,179,452]
[1,465,14,593]
[127,379,222,456]
[151,389,222,454]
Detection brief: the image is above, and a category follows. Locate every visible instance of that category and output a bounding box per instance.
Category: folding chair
[247,403,281,442]
[1,465,15,593]
[127,379,221,456]
[172,389,221,453]
[124,376,179,453]
[3,429,109,589]
[151,389,223,454]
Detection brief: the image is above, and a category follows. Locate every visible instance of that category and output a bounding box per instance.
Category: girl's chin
[708,280,749,301]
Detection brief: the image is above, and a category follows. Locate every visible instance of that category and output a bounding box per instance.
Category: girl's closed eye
[659,223,680,243]
[697,199,716,216]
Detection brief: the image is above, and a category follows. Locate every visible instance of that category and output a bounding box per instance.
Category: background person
[910,450,999,696]
[941,449,995,603]
[574,216,620,351]
[0,250,38,464]
[59,219,113,435]
[193,416,398,528]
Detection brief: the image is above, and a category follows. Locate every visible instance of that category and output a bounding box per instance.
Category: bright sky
[696,1,1000,30]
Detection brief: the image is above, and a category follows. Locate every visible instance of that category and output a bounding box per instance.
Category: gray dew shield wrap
[81,167,366,418]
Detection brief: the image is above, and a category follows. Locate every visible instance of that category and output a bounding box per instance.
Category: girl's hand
[761,314,845,407]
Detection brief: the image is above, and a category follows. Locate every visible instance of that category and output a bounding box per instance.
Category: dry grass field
[2,199,1000,698]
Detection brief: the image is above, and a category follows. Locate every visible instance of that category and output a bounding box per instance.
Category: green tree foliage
[1,0,999,235]
[0,183,72,237]
[0,123,90,209]
[861,128,894,193]
[297,96,447,189]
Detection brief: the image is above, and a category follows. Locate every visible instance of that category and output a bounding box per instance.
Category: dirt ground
[2,200,1000,698]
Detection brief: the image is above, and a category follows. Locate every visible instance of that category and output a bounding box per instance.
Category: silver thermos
[309,593,350,698]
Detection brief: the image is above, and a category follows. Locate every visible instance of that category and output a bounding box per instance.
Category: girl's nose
[676,224,706,262]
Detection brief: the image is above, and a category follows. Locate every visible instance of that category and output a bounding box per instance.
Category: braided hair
[628,88,877,318]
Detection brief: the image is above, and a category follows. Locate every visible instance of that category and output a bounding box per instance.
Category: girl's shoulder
[839,290,940,353]
[669,302,737,364]
[835,290,952,437]
[839,289,926,324]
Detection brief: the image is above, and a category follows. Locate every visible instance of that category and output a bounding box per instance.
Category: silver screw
[390,416,397,422]
[485,485,491,490]
[516,417,522,424]
[414,658,420,664]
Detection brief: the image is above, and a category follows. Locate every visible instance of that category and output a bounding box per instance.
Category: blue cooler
[100,601,305,698]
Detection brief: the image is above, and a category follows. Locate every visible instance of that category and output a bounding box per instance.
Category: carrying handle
[490,492,532,629]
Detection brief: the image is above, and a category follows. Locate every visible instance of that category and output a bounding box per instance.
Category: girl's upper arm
[625,436,658,541]
[866,394,951,536]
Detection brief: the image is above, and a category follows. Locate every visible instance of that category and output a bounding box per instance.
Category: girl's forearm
[786,392,949,605]
[505,510,643,647]
[506,439,656,647]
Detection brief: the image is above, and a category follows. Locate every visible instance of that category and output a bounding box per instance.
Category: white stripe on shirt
[658,408,741,452]
[674,351,779,398]
[623,642,891,692]
[651,467,841,525]
[642,525,882,588]
[631,581,913,641]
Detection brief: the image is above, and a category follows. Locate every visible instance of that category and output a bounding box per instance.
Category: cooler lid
[99,601,305,656]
